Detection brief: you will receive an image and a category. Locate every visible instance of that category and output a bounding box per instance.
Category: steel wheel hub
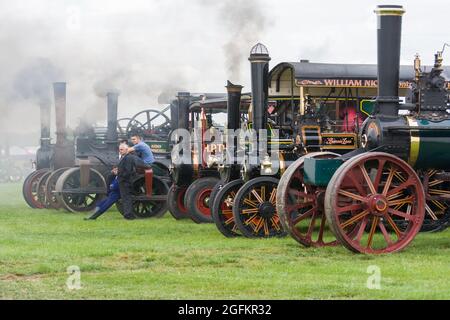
[367,194,388,216]
[259,202,276,219]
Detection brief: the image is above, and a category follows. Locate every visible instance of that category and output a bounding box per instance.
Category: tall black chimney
[170,100,179,130]
[177,92,191,131]
[36,100,52,170]
[249,43,270,132]
[226,81,243,130]
[52,82,75,169]
[106,92,119,143]
[374,5,405,118]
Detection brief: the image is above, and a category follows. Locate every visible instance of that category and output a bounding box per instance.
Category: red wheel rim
[177,188,187,214]
[278,153,339,247]
[326,153,425,254]
[196,188,212,217]
[25,170,48,209]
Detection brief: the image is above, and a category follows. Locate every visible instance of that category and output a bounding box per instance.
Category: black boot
[84,207,101,220]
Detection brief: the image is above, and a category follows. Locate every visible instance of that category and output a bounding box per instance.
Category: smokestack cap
[226,80,243,92]
[249,43,271,61]
[107,91,120,97]
[177,92,190,98]
[374,5,405,16]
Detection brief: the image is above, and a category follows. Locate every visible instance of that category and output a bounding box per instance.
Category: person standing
[117,143,152,220]
[84,144,128,220]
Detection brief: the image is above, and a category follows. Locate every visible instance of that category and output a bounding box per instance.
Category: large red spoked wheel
[233,177,286,238]
[167,185,189,220]
[211,179,244,237]
[276,152,340,247]
[45,168,70,210]
[22,169,49,209]
[184,177,220,223]
[325,152,425,254]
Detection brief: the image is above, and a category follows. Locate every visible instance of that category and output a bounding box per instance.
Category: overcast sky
[0,0,448,137]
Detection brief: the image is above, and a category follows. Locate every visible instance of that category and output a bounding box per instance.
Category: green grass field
[0,183,449,300]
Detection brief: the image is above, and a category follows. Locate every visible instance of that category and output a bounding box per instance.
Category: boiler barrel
[407,119,450,169]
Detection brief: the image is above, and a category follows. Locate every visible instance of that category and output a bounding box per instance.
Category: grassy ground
[0,183,449,300]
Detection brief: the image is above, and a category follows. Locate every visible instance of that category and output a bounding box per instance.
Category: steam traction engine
[211,44,359,238]
[276,5,449,254]
[167,92,234,222]
[53,92,171,217]
[22,82,75,209]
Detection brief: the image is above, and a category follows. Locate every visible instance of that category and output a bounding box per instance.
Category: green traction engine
[276,5,450,254]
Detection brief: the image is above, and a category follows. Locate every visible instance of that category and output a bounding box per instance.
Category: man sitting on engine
[128,134,155,165]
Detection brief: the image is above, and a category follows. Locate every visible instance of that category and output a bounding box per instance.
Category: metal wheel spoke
[244,214,259,226]
[261,186,266,201]
[338,189,366,202]
[292,207,316,225]
[263,220,269,236]
[306,210,318,238]
[382,167,396,195]
[354,216,369,243]
[317,214,327,243]
[388,196,413,206]
[378,221,393,245]
[224,216,234,225]
[340,209,370,229]
[359,164,377,195]
[367,217,379,248]
[431,200,447,211]
[254,218,264,233]
[269,188,277,204]
[388,208,413,221]
[347,170,368,197]
[251,189,264,204]
[221,209,233,215]
[337,203,363,214]
[429,180,444,187]
[386,179,414,197]
[241,208,259,215]
[271,217,281,231]
[425,204,438,220]
[429,188,450,195]
[243,197,258,208]
[373,159,387,191]
[385,214,403,238]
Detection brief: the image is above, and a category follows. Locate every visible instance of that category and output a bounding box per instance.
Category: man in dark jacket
[117,143,152,220]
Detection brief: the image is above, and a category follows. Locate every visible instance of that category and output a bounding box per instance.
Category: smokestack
[53,82,66,145]
[36,101,52,170]
[226,81,243,167]
[170,100,179,130]
[374,5,405,117]
[106,92,119,143]
[39,102,51,148]
[177,92,191,131]
[249,43,270,132]
[52,82,75,169]
[226,81,243,130]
